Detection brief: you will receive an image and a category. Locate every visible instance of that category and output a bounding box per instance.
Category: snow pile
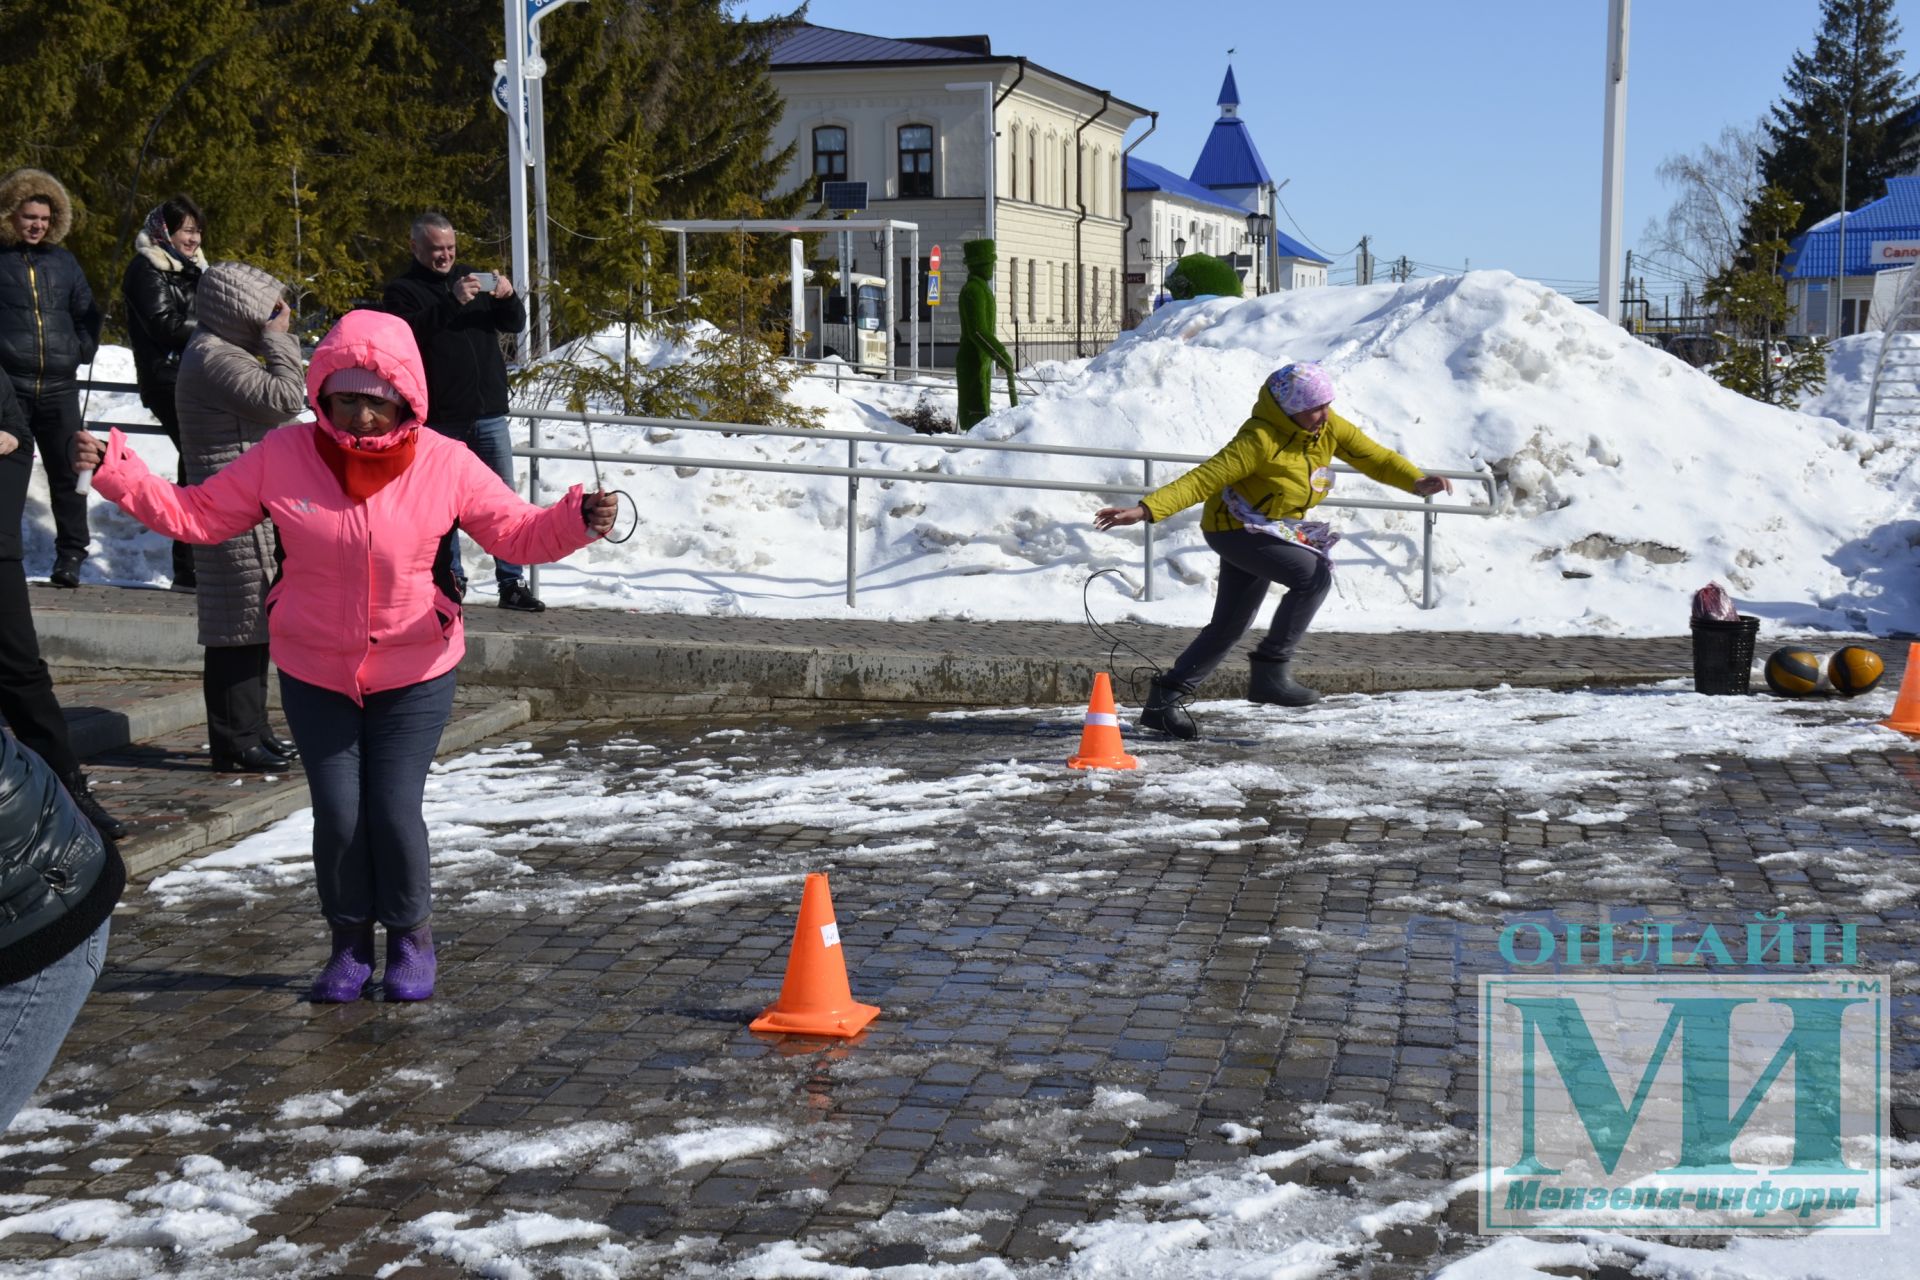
[43,272,1920,633]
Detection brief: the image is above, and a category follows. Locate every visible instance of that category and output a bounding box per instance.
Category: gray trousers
[1163,529,1332,690]
[281,671,455,930]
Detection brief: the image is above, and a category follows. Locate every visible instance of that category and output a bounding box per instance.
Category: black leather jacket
[0,242,100,400]
[0,732,123,987]
[123,250,201,408]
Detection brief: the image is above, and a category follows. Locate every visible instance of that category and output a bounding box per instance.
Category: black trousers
[1163,530,1334,690]
[203,643,269,761]
[11,388,87,563]
[145,391,195,583]
[0,451,78,778]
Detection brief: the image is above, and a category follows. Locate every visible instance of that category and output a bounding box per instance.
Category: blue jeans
[428,415,523,584]
[282,670,456,930]
[0,918,108,1132]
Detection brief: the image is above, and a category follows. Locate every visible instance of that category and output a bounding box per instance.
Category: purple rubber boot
[384,924,436,1002]
[309,923,375,1003]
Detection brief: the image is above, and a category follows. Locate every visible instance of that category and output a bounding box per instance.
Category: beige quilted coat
[175,263,305,648]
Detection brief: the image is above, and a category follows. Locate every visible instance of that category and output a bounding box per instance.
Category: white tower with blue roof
[1190,67,1273,217]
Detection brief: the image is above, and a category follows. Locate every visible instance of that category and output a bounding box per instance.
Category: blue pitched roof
[1269,228,1330,265]
[770,24,990,66]
[1218,66,1240,108]
[1127,157,1247,214]
[1126,158,1329,264]
[1191,115,1272,189]
[1785,176,1920,278]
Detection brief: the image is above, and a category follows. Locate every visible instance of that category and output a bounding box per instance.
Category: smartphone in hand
[469,271,498,293]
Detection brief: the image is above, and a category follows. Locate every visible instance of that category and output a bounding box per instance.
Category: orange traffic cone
[1068,672,1139,770]
[750,873,880,1038]
[1882,643,1920,735]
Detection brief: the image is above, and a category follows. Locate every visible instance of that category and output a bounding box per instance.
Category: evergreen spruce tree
[0,0,489,326]
[1706,186,1828,409]
[1758,0,1920,227]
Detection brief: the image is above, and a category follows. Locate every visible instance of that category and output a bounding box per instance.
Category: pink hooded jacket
[93,309,597,701]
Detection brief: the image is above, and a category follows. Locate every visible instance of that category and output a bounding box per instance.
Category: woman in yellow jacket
[1095,362,1452,738]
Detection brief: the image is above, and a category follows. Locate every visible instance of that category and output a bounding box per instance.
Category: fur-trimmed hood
[0,168,75,247]
[133,228,207,274]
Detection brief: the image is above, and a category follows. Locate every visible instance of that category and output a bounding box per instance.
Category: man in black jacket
[0,169,101,588]
[382,211,543,611]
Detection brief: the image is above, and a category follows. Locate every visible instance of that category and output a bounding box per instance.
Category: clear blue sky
[739,0,1920,306]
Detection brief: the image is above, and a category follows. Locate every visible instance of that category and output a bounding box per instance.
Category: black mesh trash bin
[1691,616,1760,695]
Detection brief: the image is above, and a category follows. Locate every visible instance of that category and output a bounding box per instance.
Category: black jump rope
[579,417,639,544]
[1081,566,1197,735]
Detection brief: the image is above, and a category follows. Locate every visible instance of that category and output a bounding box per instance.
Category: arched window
[1009,125,1021,200]
[1028,128,1038,204]
[812,126,847,198]
[1060,141,1069,209]
[897,124,933,198]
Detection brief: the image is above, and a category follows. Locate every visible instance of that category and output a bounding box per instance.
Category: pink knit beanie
[320,366,403,404]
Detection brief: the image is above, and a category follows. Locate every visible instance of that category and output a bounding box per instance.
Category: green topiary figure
[957,238,1018,430]
[1165,252,1245,301]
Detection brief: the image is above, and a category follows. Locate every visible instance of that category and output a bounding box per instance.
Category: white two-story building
[1124,68,1328,323]
[766,24,1150,364]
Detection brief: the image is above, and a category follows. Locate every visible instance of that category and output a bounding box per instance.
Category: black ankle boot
[1139,677,1198,740]
[1248,657,1321,707]
[212,744,289,773]
[63,772,127,841]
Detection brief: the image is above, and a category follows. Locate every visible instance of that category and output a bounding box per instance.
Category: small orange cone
[1068,672,1139,770]
[1881,643,1920,734]
[750,873,880,1038]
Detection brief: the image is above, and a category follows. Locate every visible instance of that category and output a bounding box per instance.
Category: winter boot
[310,923,376,1003]
[384,924,437,1002]
[1138,677,1198,740]
[49,553,82,589]
[1248,657,1321,707]
[63,772,127,841]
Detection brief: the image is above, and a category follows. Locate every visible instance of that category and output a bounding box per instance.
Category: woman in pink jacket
[75,310,618,1003]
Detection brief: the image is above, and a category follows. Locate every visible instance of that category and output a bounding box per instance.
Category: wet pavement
[3,688,1919,1277]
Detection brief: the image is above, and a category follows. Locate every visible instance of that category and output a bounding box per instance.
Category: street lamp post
[1245,211,1274,295]
[1810,72,1852,339]
[1834,101,1851,339]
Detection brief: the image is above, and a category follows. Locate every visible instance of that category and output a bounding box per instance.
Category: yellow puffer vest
[1140,384,1425,531]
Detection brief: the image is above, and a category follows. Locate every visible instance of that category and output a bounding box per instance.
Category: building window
[898,125,933,198]
[1026,259,1035,323]
[1009,127,1020,200]
[812,126,847,197]
[1028,129,1038,203]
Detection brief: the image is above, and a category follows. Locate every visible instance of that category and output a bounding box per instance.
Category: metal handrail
[776,354,1063,398]
[76,378,1496,610]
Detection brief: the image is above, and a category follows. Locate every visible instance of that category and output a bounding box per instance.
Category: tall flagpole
[1598,0,1631,325]
[504,0,532,364]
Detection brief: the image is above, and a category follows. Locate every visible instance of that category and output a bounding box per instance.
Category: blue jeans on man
[422,412,537,610]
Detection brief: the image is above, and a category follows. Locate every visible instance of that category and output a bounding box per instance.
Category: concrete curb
[123,697,533,882]
[36,610,1693,710]
[66,686,205,760]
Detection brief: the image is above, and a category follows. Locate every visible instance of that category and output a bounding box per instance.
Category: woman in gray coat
[176,262,305,771]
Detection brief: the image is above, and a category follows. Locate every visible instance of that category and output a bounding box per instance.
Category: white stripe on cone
[1084,712,1119,726]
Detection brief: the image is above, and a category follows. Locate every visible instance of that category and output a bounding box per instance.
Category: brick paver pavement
[3,690,1915,1277]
